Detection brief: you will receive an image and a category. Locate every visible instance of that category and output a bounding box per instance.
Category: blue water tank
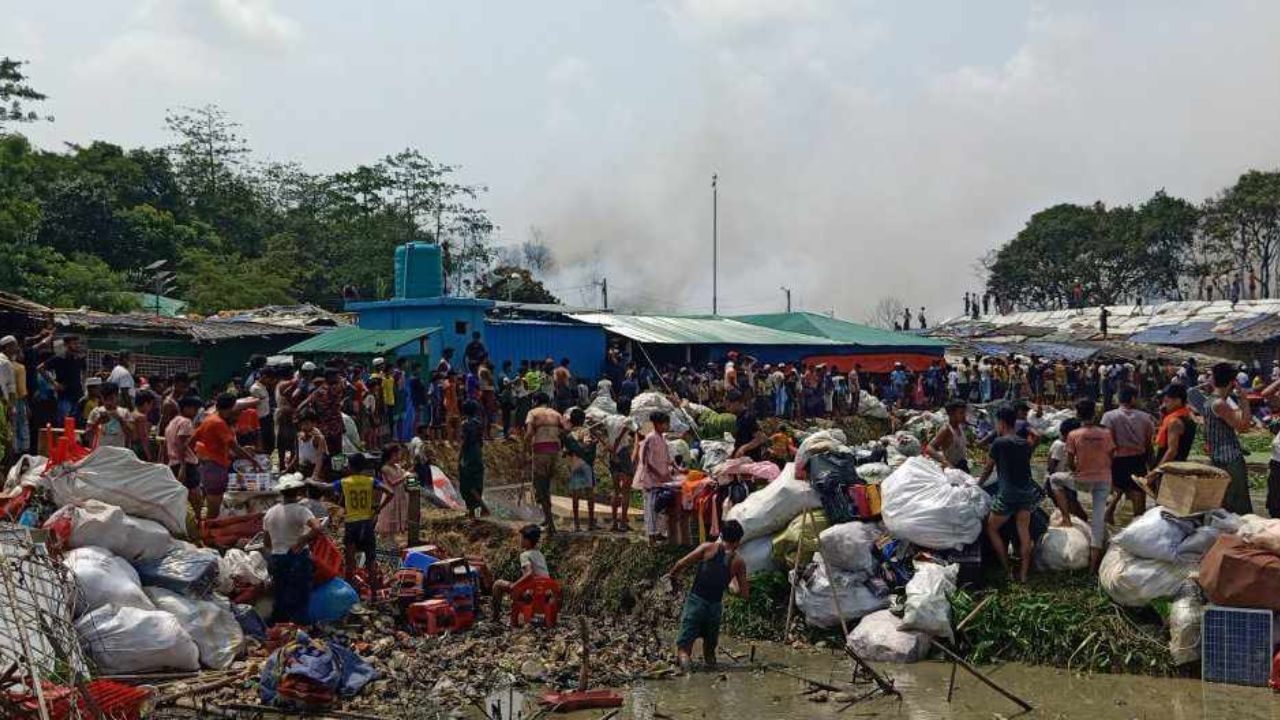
[393,241,444,298]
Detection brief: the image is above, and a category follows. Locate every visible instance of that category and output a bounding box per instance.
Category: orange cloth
[193,414,235,467]
[235,408,260,435]
[1156,406,1191,449]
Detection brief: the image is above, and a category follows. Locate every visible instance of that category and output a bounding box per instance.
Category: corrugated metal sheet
[1126,322,1217,346]
[282,326,437,355]
[568,313,839,346]
[732,312,947,348]
[54,310,316,342]
[484,319,607,377]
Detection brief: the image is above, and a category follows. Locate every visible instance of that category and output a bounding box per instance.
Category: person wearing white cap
[0,336,18,451]
[263,473,322,624]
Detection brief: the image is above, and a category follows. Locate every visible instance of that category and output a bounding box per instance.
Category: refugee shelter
[280,326,438,367]
[734,312,947,372]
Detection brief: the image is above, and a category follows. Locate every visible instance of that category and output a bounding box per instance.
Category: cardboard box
[1148,461,1231,516]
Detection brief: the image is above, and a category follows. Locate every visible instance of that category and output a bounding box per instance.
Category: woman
[376,443,410,540]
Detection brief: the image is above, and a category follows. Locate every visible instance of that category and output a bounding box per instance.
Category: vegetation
[0,57,559,315]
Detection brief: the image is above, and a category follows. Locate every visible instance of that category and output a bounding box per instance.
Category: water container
[393,241,445,298]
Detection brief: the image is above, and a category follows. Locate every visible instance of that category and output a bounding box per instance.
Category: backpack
[807,451,859,524]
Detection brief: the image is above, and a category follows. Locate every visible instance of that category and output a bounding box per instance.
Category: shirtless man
[525,392,567,534]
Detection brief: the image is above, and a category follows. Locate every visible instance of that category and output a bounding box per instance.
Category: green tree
[477,266,562,305]
[177,246,296,314]
[0,57,51,129]
[1200,170,1280,298]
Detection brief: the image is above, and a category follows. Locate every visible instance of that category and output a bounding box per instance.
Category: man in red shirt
[190,393,260,521]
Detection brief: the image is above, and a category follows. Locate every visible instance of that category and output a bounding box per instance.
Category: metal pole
[712,173,718,315]
[781,286,791,313]
[601,277,608,310]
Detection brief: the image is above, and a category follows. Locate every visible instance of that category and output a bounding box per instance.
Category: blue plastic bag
[307,578,358,624]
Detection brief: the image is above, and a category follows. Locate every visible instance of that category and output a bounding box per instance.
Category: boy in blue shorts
[332,453,389,596]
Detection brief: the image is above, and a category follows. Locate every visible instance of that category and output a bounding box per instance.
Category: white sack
[796,430,849,470]
[847,609,931,663]
[880,458,991,550]
[857,391,890,420]
[216,549,270,594]
[700,439,735,474]
[792,553,887,628]
[47,500,172,562]
[1098,546,1192,607]
[47,446,188,535]
[901,562,958,641]
[5,454,47,491]
[629,392,692,434]
[818,521,882,575]
[738,537,777,575]
[1168,593,1204,666]
[1112,507,1193,562]
[855,463,891,483]
[1035,516,1092,571]
[145,587,243,670]
[64,546,154,617]
[588,393,617,416]
[75,604,200,674]
[725,463,821,542]
[880,432,922,457]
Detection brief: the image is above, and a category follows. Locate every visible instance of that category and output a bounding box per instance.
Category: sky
[6,1,1280,322]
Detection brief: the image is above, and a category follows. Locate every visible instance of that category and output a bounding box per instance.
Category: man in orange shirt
[190,393,261,521]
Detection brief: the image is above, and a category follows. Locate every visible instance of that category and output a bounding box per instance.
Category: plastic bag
[1175,526,1222,565]
[796,430,849,472]
[771,510,827,566]
[1035,515,1092,571]
[135,541,220,598]
[1098,546,1192,607]
[792,553,887,628]
[855,463,891,483]
[725,463,821,542]
[629,392,692,434]
[857,391,890,420]
[1112,506,1194,562]
[145,587,244,670]
[901,562,958,640]
[4,454,47,491]
[308,578,359,623]
[880,458,990,550]
[46,446,188,535]
[738,537,776,575]
[425,465,465,510]
[700,439,736,474]
[1168,590,1204,666]
[847,609,931,663]
[216,549,270,594]
[880,432,922,457]
[75,604,200,674]
[588,393,617,416]
[65,546,154,617]
[44,500,172,563]
[818,521,883,575]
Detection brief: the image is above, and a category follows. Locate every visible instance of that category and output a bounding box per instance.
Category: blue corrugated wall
[485,320,606,378]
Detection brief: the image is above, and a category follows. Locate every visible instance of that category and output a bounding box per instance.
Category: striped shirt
[1205,397,1243,464]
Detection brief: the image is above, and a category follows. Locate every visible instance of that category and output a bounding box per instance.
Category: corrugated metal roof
[54,310,315,342]
[567,313,840,346]
[282,326,438,355]
[1126,322,1217,346]
[732,312,948,348]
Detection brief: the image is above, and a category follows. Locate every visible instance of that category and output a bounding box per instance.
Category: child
[263,475,323,624]
[667,519,749,671]
[489,524,551,620]
[376,444,410,539]
[332,453,388,596]
[131,390,157,461]
[563,407,598,532]
[234,397,262,452]
[458,400,491,520]
[87,381,132,449]
[1045,416,1087,524]
[444,371,462,441]
[165,395,203,512]
[978,404,1038,582]
[632,411,675,545]
[293,409,328,481]
[608,426,636,533]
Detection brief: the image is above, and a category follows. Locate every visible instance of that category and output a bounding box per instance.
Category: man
[158,372,193,455]
[263,474,323,624]
[0,336,17,454]
[1154,383,1196,467]
[1099,307,1110,339]
[1,336,29,455]
[464,331,488,373]
[298,368,347,465]
[1205,362,1253,514]
[901,307,911,331]
[1061,399,1114,571]
[667,519,750,671]
[249,366,278,462]
[525,392,566,533]
[41,334,86,424]
[191,393,261,520]
[1101,385,1156,524]
[926,400,970,471]
[436,347,455,376]
[107,351,136,404]
[979,404,1038,582]
[730,390,766,461]
[552,358,574,413]
[918,307,927,330]
[87,382,132,449]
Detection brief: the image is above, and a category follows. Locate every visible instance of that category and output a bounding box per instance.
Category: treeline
[983,171,1280,311]
[0,58,557,315]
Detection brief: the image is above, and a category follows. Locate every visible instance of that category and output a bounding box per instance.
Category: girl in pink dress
[376,444,409,540]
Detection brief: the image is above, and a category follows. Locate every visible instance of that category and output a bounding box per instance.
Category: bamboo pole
[932,641,1033,713]
[782,511,811,641]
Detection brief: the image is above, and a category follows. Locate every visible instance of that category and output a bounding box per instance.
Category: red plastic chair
[510,577,563,628]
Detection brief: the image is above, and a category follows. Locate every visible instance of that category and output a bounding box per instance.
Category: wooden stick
[154,671,250,705]
[931,641,1033,713]
[765,665,848,693]
[172,697,239,718]
[945,661,959,702]
[817,544,851,639]
[956,594,995,633]
[783,511,811,641]
[578,616,592,692]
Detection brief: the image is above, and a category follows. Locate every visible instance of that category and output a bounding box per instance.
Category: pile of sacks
[856,390,890,420]
[12,447,271,674]
[628,392,697,435]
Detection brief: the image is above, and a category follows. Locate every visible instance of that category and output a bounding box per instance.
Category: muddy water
[552,642,1275,720]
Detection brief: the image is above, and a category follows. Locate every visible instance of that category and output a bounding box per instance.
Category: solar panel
[1202,605,1273,686]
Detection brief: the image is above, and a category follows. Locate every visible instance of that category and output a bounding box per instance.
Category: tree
[477,266,562,305]
[177,246,296,314]
[0,57,51,129]
[866,296,906,329]
[1200,171,1280,299]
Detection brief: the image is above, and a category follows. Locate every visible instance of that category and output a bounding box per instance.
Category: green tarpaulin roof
[134,293,188,317]
[733,312,947,348]
[282,326,437,355]
[567,313,841,346]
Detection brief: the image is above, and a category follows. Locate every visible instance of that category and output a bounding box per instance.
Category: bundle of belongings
[259,630,377,709]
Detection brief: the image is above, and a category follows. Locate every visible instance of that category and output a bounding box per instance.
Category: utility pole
[712,173,718,316]
[601,277,609,310]
[781,286,792,313]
